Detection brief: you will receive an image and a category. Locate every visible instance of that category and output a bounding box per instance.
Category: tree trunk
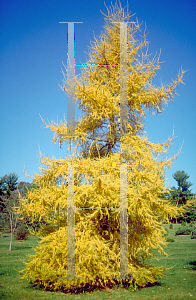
[9,213,18,251]
[9,231,13,251]
[9,213,13,251]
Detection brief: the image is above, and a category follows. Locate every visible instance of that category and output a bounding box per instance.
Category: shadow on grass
[24,279,133,295]
[25,282,43,290]
[145,281,162,288]
[188,260,196,270]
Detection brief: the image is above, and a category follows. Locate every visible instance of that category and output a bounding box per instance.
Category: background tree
[18,1,193,294]
[0,173,19,212]
[0,173,19,234]
[170,170,192,206]
[169,171,195,223]
[0,173,20,251]
[2,190,20,251]
[0,174,32,249]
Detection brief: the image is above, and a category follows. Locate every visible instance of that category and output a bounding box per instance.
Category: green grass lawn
[0,224,196,299]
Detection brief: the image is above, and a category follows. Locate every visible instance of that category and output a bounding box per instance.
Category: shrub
[178,207,196,223]
[191,225,196,236]
[180,221,187,226]
[14,222,29,240]
[175,226,192,235]
[169,223,173,229]
[166,237,175,242]
[191,235,196,239]
[189,260,196,270]
[0,211,10,233]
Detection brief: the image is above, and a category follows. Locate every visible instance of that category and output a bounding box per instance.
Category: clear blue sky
[1,0,196,193]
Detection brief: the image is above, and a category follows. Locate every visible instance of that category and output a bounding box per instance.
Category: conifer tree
[0,173,20,251]
[169,170,195,223]
[170,170,193,206]
[18,1,193,294]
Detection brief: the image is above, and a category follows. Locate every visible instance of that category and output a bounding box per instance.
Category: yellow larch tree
[18,1,192,295]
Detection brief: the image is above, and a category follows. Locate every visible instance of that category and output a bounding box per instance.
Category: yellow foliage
[18,134,184,292]
[18,1,187,295]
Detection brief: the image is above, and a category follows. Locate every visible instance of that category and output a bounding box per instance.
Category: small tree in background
[0,175,35,249]
[169,171,195,223]
[170,171,193,206]
[14,219,29,240]
[0,173,19,212]
[0,173,20,251]
[1,190,19,251]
